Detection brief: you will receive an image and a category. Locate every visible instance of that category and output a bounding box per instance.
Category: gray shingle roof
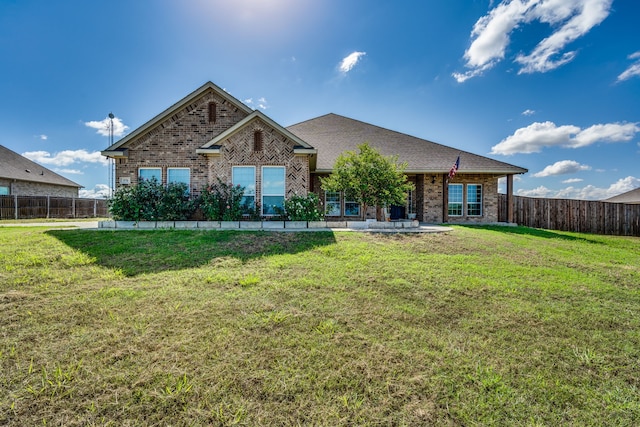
[0,145,82,188]
[287,113,528,175]
[604,187,640,204]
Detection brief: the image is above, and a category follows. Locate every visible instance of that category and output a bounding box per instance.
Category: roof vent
[25,169,31,173]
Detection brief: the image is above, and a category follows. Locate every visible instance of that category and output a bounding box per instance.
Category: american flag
[448,155,460,179]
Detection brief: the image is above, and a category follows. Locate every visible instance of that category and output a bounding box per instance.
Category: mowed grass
[1,225,639,426]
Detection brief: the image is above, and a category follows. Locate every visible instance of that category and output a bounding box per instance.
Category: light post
[108,112,115,198]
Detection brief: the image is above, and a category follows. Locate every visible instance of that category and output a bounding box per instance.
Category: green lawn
[1,225,639,426]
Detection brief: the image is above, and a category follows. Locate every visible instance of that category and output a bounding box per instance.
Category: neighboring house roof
[604,187,640,204]
[102,81,254,155]
[0,145,82,188]
[287,113,528,175]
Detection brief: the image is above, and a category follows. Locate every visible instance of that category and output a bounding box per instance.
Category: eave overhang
[101,149,128,159]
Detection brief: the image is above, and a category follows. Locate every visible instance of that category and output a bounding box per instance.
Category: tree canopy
[321,143,414,220]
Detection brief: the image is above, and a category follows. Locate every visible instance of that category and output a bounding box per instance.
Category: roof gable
[0,145,82,188]
[287,113,528,175]
[103,81,253,153]
[199,110,315,152]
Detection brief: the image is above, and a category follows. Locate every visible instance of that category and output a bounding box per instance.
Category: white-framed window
[467,184,483,216]
[325,191,341,216]
[448,183,463,216]
[344,198,360,217]
[139,167,161,183]
[167,168,191,194]
[262,166,285,215]
[232,166,256,210]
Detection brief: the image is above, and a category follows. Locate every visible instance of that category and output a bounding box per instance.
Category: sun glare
[183,0,322,41]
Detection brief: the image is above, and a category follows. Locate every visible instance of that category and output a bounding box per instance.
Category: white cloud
[492,121,640,155]
[522,109,535,116]
[454,0,613,82]
[617,51,640,82]
[562,178,584,183]
[533,160,591,177]
[517,176,640,200]
[56,168,84,175]
[244,97,269,110]
[22,149,109,166]
[85,116,129,137]
[516,185,556,198]
[79,184,111,199]
[39,134,48,140]
[339,51,366,73]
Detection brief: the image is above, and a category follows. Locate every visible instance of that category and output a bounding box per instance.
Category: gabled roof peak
[103,81,253,152]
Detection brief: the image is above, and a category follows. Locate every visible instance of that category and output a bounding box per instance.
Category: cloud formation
[244,97,269,110]
[532,160,591,177]
[22,149,108,166]
[517,176,640,200]
[453,0,612,82]
[522,109,535,116]
[79,184,111,199]
[617,51,640,82]
[339,51,366,73]
[491,121,640,155]
[85,116,129,137]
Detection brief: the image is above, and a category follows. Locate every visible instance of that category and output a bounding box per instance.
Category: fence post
[47,195,50,219]
[94,199,97,218]
[14,194,18,219]
[72,197,76,218]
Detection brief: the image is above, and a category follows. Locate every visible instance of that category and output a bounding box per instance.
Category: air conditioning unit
[119,177,131,185]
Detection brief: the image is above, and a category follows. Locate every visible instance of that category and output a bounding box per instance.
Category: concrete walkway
[0,221,453,233]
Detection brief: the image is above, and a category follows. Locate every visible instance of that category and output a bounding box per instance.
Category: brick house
[101,81,527,224]
[0,145,82,197]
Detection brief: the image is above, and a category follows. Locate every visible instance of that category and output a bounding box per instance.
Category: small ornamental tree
[320,143,414,220]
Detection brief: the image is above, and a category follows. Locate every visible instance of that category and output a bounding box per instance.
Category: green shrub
[108,178,195,221]
[157,182,195,220]
[199,179,246,221]
[284,193,323,221]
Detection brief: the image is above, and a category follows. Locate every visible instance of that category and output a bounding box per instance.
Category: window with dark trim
[208,102,217,123]
[253,130,263,152]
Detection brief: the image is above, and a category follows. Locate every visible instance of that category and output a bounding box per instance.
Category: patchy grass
[1,225,639,426]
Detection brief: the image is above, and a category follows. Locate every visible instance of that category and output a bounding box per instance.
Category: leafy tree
[320,143,414,220]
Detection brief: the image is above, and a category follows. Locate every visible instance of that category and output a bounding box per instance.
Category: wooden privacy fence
[499,194,640,236]
[0,195,108,220]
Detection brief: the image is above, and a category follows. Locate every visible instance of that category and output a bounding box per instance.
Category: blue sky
[1,0,639,199]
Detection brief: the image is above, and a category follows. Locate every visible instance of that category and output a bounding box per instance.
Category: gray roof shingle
[0,145,82,188]
[604,187,640,204]
[287,113,528,175]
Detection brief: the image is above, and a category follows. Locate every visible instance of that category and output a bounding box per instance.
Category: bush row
[108,178,324,222]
